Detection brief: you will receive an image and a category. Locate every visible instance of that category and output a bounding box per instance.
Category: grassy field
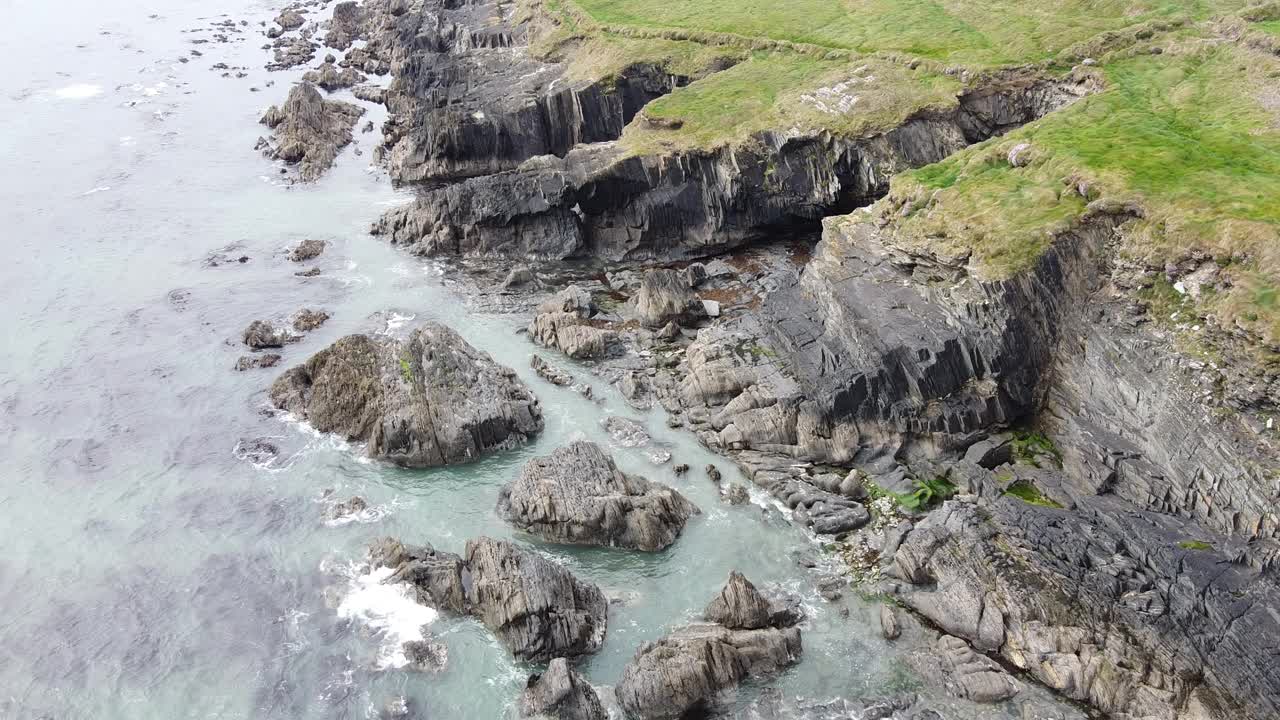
[886,40,1280,342]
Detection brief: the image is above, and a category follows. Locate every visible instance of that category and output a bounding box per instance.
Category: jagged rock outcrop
[889,498,1280,719]
[325,1,365,50]
[371,537,607,662]
[373,75,1085,262]
[259,82,364,181]
[702,570,772,630]
[497,441,699,551]
[613,573,803,719]
[269,321,542,466]
[519,658,606,720]
[527,285,617,359]
[634,269,707,328]
[302,61,366,91]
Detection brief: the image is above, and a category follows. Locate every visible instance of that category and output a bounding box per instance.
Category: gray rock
[270,322,542,467]
[934,635,1018,703]
[531,354,574,386]
[634,269,706,328]
[325,1,364,50]
[259,83,364,181]
[528,285,616,359]
[723,483,750,505]
[403,638,448,672]
[519,658,606,720]
[275,9,305,30]
[704,571,772,630]
[503,265,535,288]
[292,308,329,332]
[352,84,387,104]
[243,320,291,349]
[324,495,367,521]
[302,62,366,92]
[602,416,650,448]
[497,441,699,551]
[288,238,326,261]
[234,353,282,371]
[879,605,901,640]
[371,537,607,662]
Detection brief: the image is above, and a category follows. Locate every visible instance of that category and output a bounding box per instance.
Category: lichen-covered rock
[371,536,607,663]
[634,269,706,329]
[259,82,364,181]
[497,441,699,551]
[519,658,606,720]
[269,321,542,466]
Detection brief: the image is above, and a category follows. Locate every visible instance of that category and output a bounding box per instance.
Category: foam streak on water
[337,565,438,670]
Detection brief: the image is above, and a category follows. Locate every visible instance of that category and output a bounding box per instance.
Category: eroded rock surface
[519,658,606,720]
[614,573,803,719]
[371,536,607,662]
[498,441,698,551]
[527,285,617,359]
[269,321,542,466]
[259,82,363,181]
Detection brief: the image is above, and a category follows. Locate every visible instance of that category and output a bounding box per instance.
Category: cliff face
[372,77,1083,261]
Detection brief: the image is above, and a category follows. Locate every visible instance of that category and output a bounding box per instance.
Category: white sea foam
[337,565,438,669]
[81,186,111,196]
[381,312,415,335]
[54,83,102,99]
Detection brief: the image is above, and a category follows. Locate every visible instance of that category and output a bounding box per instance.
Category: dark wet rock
[235,437,279,464]
[269,321,542,467]
[372,536,607,662]
[403,638,448,673]
[706,464,721,483]
[235,353,282,371]
[243,320,292,349]
[634,269,706,328]
[673,463,689,475]
[303,62,366,92]
[292,308,330,332]
[324,496,367,521]
[497,441,699,551]
[295,267,322,277]
[259,82,363,181]
[289,239,326,261]
[269,35,317,70]
[352,84,386,104]
[528,285,616,359]
[615,574,803,720]
[519,658,606,720]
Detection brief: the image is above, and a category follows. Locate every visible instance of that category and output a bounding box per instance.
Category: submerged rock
[259,82,364,181]
[497,441,699,551]
[371,537,607,662]
[615,572,803,719]
[519,658,606,720]
[269,322,542,466]
[242,320,291,349]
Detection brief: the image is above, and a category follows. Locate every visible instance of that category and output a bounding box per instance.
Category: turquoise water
[0,1,1080,718]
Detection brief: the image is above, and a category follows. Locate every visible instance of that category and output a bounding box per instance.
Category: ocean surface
[0,2,1078,718]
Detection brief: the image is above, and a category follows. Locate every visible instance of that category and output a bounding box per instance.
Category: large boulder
[497,441,699,551]
[519,658,606,720]
[634,269,706,328]
[527,286,617,359]
[614,573,803,719]
[270,322,542,467]
[259,82,364,181]
[371,537,607,663]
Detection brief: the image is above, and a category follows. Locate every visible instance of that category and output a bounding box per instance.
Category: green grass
[1012,431,1063,468]
[571,0,1244,66]
[886,41,1280,342]
[896,476,957,511]
[1178,540,1214,550]
[1002,479,1064,508]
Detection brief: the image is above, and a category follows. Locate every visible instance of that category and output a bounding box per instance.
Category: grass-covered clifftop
[524,0,1280,354]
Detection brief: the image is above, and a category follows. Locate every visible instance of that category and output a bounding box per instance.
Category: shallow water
[0,2,1080,719]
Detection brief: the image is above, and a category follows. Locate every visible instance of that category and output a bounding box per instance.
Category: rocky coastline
[244,0,1280,718]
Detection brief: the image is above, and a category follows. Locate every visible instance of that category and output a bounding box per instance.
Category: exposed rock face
[890,498,1280,719]
[259,82,364,181]
[325,1,365,50]
[527,286,617,359]
[519,658,606,720]
[374,76,1086,262]
[269,322,542,466]
[303,61,366,91]
[372,537,607,662]
[498,441,699,551]
[614,573,803,719]
[289,238,326,261]
[243,320,291,349]
[634,269,706,328]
